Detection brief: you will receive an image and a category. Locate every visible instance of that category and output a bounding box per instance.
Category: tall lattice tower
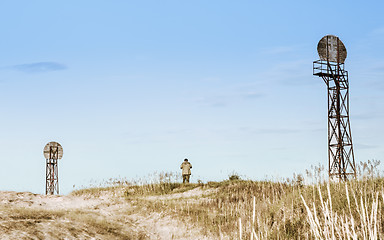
[313,35,356,180]
[43,141,63,195]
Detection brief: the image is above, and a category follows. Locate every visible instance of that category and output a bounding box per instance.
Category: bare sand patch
[0,187,217,239]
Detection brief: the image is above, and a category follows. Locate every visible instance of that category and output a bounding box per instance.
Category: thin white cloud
[369,26,384,37]
[261,46,296,55]
[243,92,263,99]
[354,143,379,150]
[257,59,314,86]
[196,91,264,107]
[252,128,300,135]
[11,62,67,73]
[239,127,299,135]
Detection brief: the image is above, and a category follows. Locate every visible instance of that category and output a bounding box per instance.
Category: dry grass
[128,180,308,239]
[91,160,384,239]
[4,161,380,239]
[0,206,65,220]
[301,181,384,239]
[0,198,148,239]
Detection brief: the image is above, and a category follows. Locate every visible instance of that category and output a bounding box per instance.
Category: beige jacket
[180,161,192,175]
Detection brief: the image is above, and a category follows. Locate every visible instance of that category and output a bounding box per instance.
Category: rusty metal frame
[313,60,356,180]
[46,146,59,195]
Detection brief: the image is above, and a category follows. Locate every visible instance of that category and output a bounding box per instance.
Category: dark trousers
[182,174,190,183]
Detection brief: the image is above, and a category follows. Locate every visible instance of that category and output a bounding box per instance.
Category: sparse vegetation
[112,160,384,239]
[229,172,241,181]
[2,160,384,239]
[0,206,65,220]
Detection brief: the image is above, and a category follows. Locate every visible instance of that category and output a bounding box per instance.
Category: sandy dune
[0,188,215,239]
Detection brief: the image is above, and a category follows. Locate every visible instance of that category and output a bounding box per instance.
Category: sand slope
[0,188,215,239]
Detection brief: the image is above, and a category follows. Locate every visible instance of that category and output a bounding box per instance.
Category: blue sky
[0,1,384,194]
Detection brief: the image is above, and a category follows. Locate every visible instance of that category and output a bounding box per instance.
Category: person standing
[180,158,192,183]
